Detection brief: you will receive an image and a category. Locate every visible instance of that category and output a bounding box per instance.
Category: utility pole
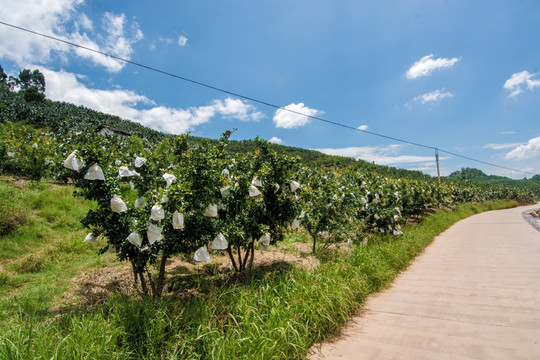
[435,148,441,186]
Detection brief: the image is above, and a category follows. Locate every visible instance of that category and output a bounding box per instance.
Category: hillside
[0,67,435,182]
[449,167,540,198]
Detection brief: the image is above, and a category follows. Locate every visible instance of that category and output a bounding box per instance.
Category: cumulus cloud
[503,71,540,98]
[211,97,263,121]
[178,35,188,47]
[505,136,540,160]
[0,0,143,72]
[407,89,454,107]
[314,144,442,166]
[406,54,460,80]
[268,137,283,145]
[41,68,262,134]
[356,125,368,131]
[273,103,321,129]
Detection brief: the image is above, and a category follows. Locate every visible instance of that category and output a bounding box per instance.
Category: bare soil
[57,243,320,311]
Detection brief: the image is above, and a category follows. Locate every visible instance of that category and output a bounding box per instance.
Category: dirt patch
[56,243,320,311]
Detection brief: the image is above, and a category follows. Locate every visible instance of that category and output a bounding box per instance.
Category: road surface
[309,204,540,360]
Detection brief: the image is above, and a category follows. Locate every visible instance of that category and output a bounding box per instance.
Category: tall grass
[0,197,518,359]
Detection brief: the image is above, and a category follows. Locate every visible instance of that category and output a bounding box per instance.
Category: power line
[0,20,536,176]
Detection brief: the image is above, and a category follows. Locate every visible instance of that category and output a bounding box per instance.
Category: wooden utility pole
[435,149,441,186]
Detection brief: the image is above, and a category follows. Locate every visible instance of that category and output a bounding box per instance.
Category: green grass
[0,181,111,325]
[0,189,518,359]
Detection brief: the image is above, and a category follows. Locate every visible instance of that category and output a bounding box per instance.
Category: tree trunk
[146,266,156,298]
[227,246,239,272]
[138,271,148,295]
[155,254,169,298]
[237,245,243,272]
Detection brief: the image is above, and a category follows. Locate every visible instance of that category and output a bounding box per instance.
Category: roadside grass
[0,191,518,359]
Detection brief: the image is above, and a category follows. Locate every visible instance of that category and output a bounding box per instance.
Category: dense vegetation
[0,184,518,359]
[0,65,537,358]
[449,167,540,198]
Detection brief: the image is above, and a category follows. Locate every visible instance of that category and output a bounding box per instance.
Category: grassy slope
[0,181,113,324]
[0,181,518,359]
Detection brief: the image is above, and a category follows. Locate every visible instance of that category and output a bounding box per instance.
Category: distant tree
[448,167,487,181]
[15,69,45,92]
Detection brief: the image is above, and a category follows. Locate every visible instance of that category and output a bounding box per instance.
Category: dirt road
[309,204,540,360]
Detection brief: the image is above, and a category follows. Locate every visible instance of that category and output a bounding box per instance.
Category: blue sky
[1,0,539,178]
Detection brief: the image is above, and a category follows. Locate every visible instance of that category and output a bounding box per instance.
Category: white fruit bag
[118,166,140,177]
[110,195,128,213]
[220,186,230,197]
[135,196,146,209]
[193,246,211,262]
[249,185,261,197]
[172,211,184,229]
[204,204,218,217]
[162,173,176,188]
[251,177,262,187]
[147,224,164,244]
[84,232,98,243]
[84,163,105,180]
[127,231,142,247]
[258,234,271,251]
[134,156,146,168]
[211,233,228,250]
[150,204,165,221]
[63,151,84,171]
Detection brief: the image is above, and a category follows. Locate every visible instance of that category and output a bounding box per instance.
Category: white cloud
[41,68,262,134]
[357,125,368,131]
[505,136,540,160]
[211,97,263,121]
[178,35,188,47]
[406,54,460,79]
[503,71,540,98]
[273,103,321,129]
[314,144,442,166]
[76,13,93,32]
[0,0,143,72]
[483,143,523,150]
[268,137,283,145]
[407,89,454,107]
[500,131,516,135]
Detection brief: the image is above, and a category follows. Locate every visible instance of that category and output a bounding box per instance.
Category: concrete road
[309,204,540,360]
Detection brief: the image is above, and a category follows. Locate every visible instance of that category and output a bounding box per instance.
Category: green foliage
[14,69,46,93]
[448,167,540,199]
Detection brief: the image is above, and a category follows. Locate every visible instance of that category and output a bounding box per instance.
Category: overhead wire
[0,20,536,176]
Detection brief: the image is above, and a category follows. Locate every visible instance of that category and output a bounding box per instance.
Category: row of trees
[1,122,534,298]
